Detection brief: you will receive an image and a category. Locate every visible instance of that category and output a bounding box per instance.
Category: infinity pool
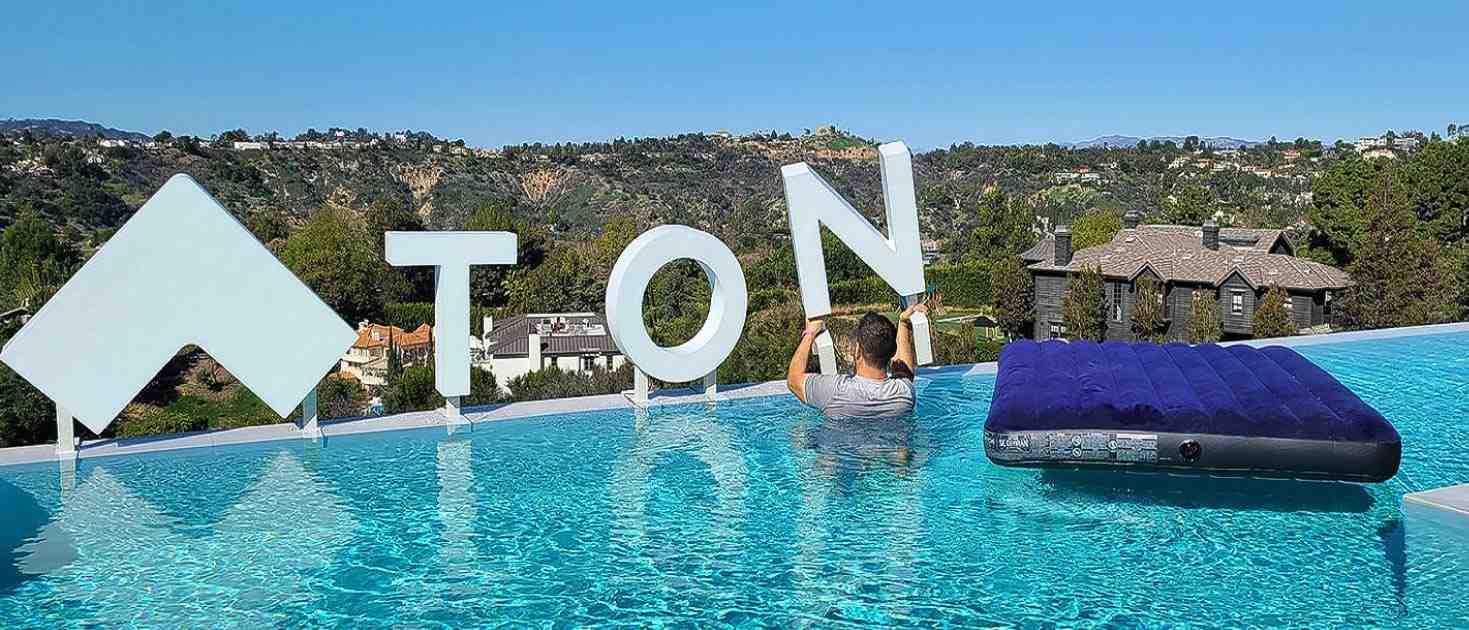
[1,332,1466,627]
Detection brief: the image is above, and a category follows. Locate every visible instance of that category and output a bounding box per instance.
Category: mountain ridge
[0,118,151,142]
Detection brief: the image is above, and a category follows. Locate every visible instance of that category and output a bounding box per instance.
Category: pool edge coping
[1,320,1466,470]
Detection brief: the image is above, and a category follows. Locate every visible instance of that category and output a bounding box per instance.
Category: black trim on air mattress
[984,429,1402,483]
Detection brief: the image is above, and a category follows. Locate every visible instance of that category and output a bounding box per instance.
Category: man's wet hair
[854,312,898,368]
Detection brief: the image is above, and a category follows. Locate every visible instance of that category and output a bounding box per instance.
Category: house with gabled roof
[338,322,433,388]
[1020,211,1351,340]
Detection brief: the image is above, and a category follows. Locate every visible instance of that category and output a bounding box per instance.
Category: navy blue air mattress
[984,341,1401,482]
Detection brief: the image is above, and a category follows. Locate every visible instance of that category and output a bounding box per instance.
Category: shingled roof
[484,313,621,357]
[1026,224,1350,291]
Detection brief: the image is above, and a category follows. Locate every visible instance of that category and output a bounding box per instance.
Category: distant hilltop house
[475,313,625,392]
[1021,211,1350,340]
[1053,169,1101,185]
[1355,135,1421,154]
[338,322,434,388]
[1361,148,1396,160]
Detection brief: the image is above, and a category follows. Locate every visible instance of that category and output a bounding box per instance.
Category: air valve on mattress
[983,341,1401,482]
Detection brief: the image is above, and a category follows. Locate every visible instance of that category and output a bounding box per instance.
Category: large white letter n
[781,141,931,368]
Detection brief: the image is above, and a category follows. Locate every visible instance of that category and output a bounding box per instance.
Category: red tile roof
[352,323,432,349]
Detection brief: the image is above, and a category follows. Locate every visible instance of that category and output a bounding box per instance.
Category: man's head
[853,312,898,369]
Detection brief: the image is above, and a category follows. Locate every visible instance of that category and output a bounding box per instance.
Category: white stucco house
[473,313,625,392]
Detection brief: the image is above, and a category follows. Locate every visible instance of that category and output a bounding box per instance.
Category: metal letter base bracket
[624,366,719,408]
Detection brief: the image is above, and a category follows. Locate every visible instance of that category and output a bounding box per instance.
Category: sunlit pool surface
[1,333,1467,628]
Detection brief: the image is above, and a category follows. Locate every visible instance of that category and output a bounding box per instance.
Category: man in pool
[786,303,927,419]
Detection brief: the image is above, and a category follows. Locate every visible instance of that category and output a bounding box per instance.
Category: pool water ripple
[0,332,1466,627]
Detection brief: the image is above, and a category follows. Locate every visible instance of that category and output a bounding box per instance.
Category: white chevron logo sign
[0,174,356,434]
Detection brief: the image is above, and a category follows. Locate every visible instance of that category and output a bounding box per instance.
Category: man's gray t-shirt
[802,374,915,419]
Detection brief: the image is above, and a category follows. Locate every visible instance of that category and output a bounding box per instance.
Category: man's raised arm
[894,303,928,376]
[787,318,825,402]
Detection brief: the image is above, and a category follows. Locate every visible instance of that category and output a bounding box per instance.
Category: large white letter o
[605,225,747,383]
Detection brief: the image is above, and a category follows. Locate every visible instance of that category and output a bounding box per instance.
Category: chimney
[528,332,543,370]
[1054,225,1073,266]
[1123,210,1140,229]
[483,316,494,337]
[1202,219,1220,250]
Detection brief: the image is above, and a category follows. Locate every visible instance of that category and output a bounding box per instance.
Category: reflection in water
[1038,469,1376,513]
[610,408,749,550]
[1377,518,1406,610]
[790,415,927,627]
[11,451,356,625]
[395,438,485,622]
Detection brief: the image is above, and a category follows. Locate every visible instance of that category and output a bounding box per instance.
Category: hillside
[0,123,1330,262]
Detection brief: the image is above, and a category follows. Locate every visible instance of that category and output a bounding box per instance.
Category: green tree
[279,207,397,323]
[382,365,442,414]
[317,374,369,419]
[245,209,291,245]
[362,196,428,300]
[1164,184,1215,225]
[0,208,79,310]
[465,198,519,306]
[963,189,1034,262]
[1252,285,1294,338]
[1186,290,1223,343]
[1061,265,1107,341]
[990,256,1033,339]
[1340,168,1455,329]
[1072,210,1122,250]
[0,322,55,447]
[1131,275,1167,342]
[1309,155,1383,265]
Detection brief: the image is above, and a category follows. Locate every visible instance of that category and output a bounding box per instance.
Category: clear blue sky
[4,1,1466,149]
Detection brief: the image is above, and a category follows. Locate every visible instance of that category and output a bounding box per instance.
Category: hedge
[823,263,993,309]
[928,263,991,307]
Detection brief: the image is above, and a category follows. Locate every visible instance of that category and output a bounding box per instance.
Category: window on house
[1231,290,1244,315]
[1049,324,1062,339]
[582,355,597,372]
[1111,284,1123,321]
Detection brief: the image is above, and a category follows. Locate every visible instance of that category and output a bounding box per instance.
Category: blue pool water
[1,332,1467,628]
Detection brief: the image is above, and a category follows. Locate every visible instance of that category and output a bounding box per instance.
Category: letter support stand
[444,396,468,426]
[625,365,719,407]
[298,390,323,440]
[54,402,76,458]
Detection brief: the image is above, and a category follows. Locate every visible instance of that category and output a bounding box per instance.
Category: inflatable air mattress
[983,341,1400,482]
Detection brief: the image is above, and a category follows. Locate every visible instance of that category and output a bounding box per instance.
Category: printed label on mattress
[986,431,1158,464]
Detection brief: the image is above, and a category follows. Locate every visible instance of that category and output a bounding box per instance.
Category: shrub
[506,364,632,402]
[1062,265,1107,341]
[115,405,199,438]
[828,276,891,306]
[930,263,991,307]
[1131,276,1167,342]
[317,374,369,419]
[1253,285,1295,339]
[464,366,503,407]
[1187,290,1223,343]
[990,256,1033,339]
[383,366,444,414]
[748,287,797,313]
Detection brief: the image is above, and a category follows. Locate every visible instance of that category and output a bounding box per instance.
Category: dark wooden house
[1020,212,1351,340]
